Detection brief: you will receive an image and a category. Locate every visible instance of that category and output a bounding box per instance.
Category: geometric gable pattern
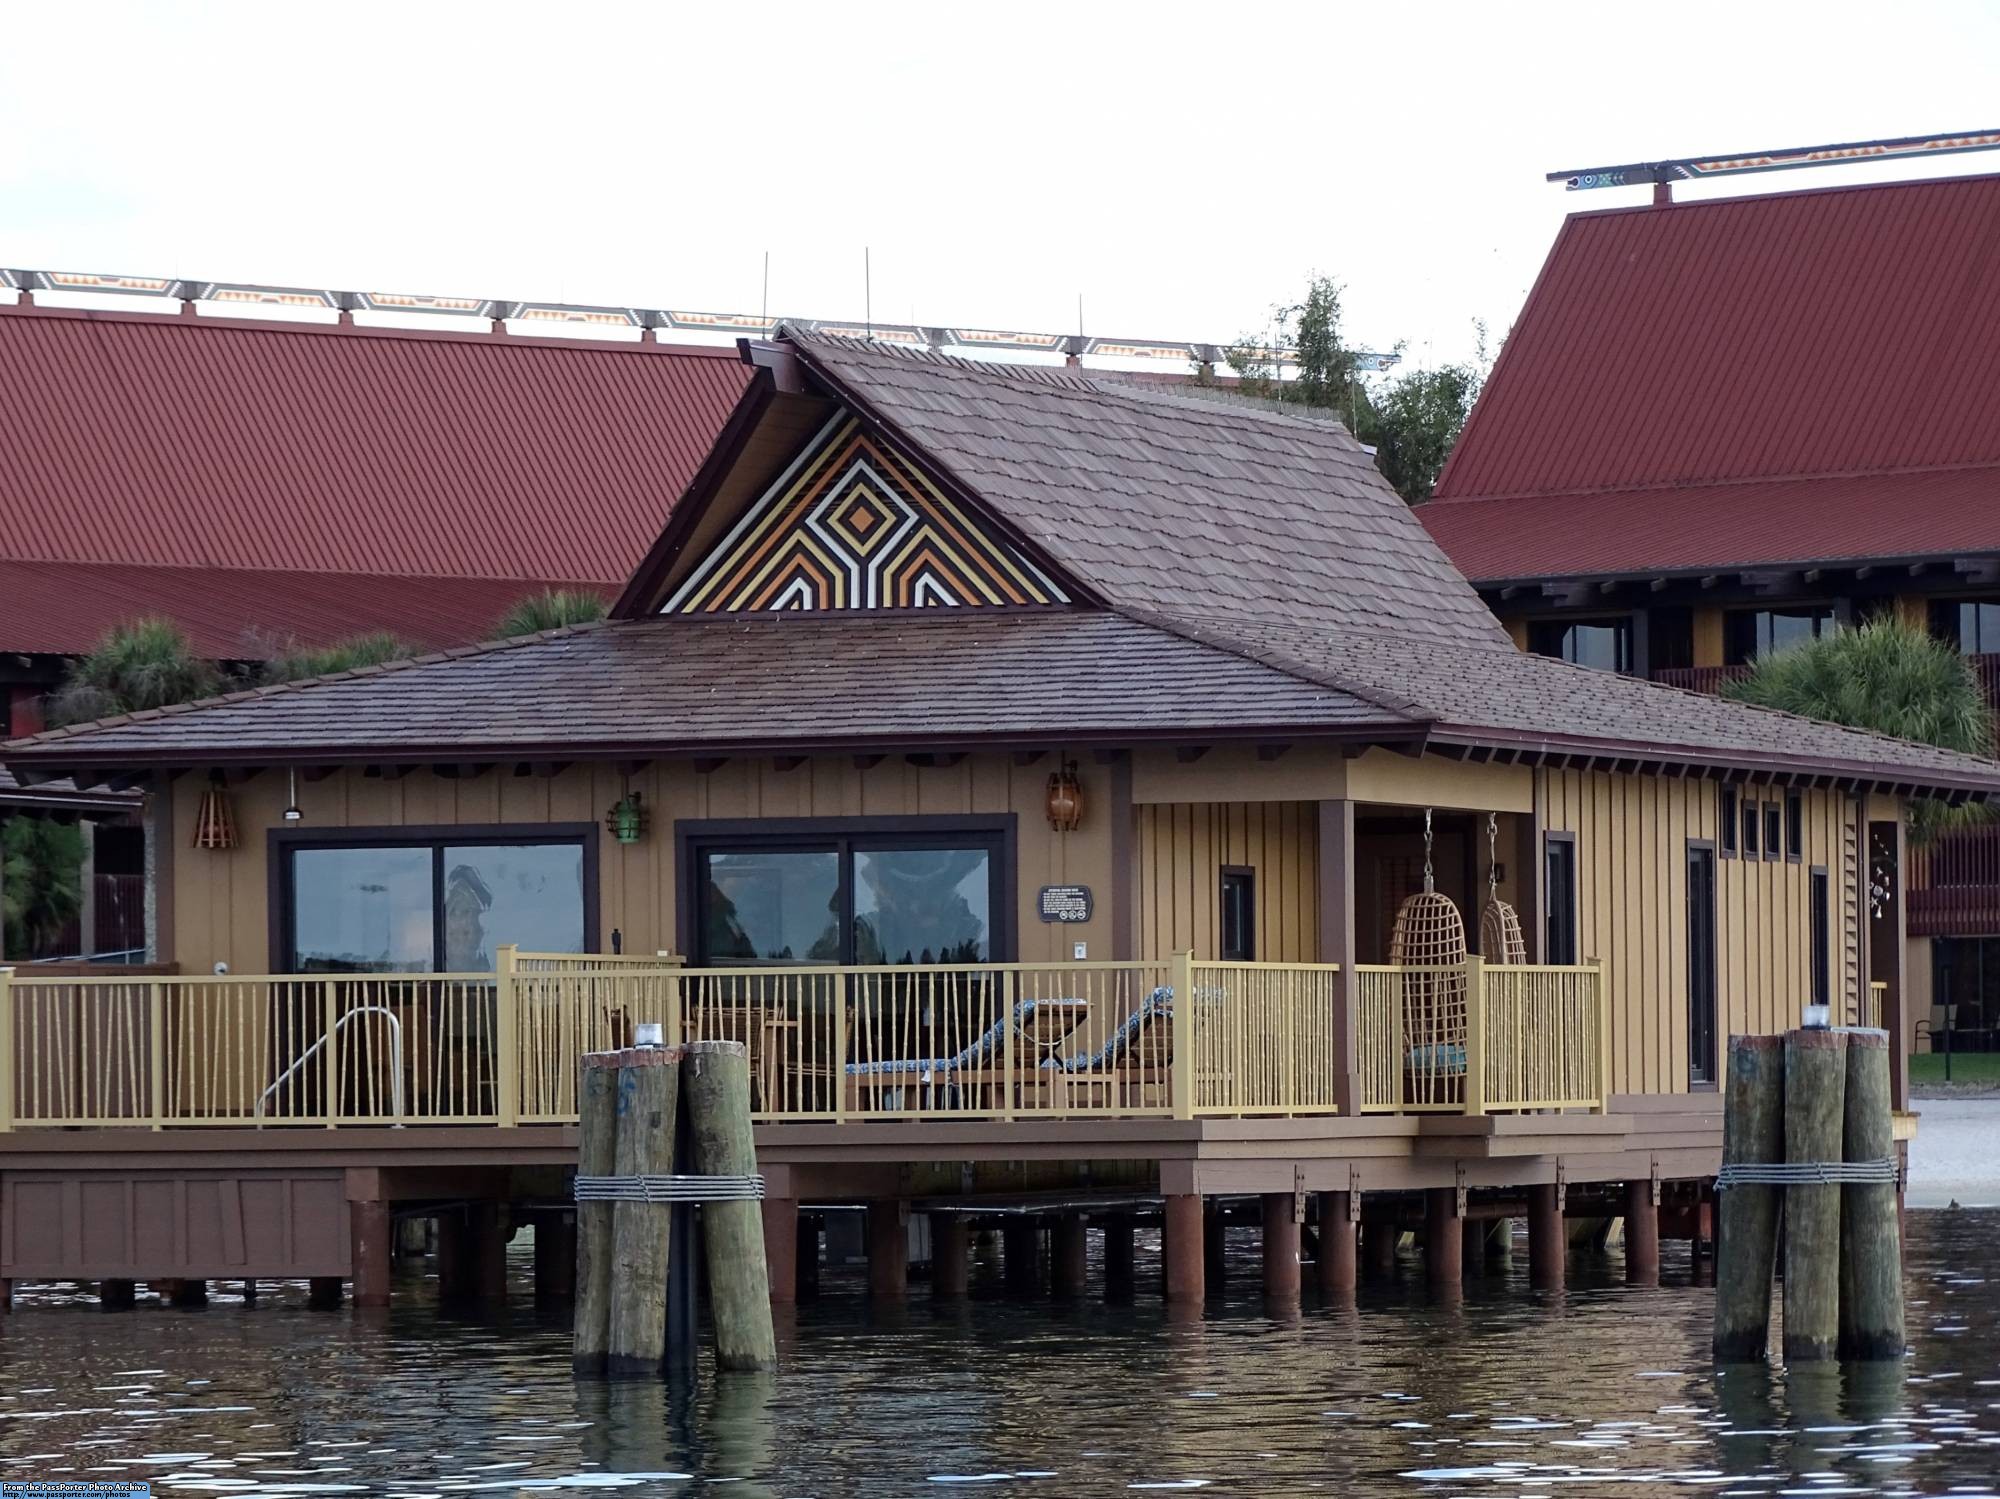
[665,410,1069,612]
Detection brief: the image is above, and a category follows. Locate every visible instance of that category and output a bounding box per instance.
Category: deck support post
[1623,1179,1660,1286]
[867,1201,908,1301]
[1363,1218,1398,1280]
[534,1212,576,1303]
[1425,1189,1463,1284]
[471,1201,508,1305]
[1101,1213,1135,1300]
[306,1276,342,1309]
[1162,1194,1204,1305]
[1461,1217,1486,1277]
[797,1214,821,1300]
[931,1214,970,1298]
[1528,1184,1564,1290]
[1051,1215,1088,1299]
[168,1278,209,1308]
[100,1278,136,1310]
[1203,1200,1226,1290]
[761,1198,798,1304]
[1003,1221,1041,1295]
[1261,1192,1301,1300]
[436,1211,470,1303]
[1316,1192,1356,1295]
[352,1199,394,1307]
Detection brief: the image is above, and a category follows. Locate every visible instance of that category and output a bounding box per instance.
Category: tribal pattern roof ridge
[664,410,1069,613]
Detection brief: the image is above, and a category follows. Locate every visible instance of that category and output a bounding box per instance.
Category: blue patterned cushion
[1048,987,1173,1072]
[1407,1042,1467,1073]
[845,997,1088,1077]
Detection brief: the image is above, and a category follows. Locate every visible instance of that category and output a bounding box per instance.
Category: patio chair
[1040,986,1175,1109]
[844,997,1090,1112]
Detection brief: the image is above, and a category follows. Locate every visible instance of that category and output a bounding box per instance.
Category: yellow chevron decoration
[665,411,1069,612]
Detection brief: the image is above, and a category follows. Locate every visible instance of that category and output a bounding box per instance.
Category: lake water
[2,1211,1996,1496]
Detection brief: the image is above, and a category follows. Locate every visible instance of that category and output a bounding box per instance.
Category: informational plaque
[1038,885,1093,923]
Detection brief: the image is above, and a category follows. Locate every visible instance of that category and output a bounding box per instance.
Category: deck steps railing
[0,951,1607,1129]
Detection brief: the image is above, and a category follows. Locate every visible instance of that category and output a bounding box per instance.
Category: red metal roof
[0,305,749,653]
[1424,173,2000,580]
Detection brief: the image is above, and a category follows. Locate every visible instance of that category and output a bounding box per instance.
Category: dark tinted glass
[291,846,434,973]
[853,847,991,965]
[701,850,841,964]
[442,844,585,971]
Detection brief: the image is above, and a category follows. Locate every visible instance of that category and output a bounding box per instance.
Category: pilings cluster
[1712,1027,1904,1364]
[572,1039,776,1378]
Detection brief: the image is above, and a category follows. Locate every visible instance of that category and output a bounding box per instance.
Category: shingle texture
[1423,173,2000,580]
[789,333,1507,647]
[4,612,1407,760]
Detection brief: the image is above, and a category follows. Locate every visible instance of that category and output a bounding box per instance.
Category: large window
[1931,598,2000,654]
[1724,605,1836,665]
[1544,834,1578,966]
[283,831,591,973]
[687,819,1011,967]
[1528,616,1633,674]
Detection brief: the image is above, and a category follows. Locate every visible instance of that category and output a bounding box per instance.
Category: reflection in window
[1527,617,1632,674]
[443,844,586,971]
[701,850,840,964]
[853,848,990,965]
[1724,606,1835,665]
[292,847,435,973]
[1931,598,2000,654]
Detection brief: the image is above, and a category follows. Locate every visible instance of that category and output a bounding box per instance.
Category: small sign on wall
[1038,884,1093,923]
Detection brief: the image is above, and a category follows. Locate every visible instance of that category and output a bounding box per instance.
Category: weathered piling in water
[572,1059,619,1373]
[682,1041,777,1371]
[1839,1029,1905,1360]
[1713,1034,1784,1361]
[1783,1027,1847,1363]
[607,1049,680,1377]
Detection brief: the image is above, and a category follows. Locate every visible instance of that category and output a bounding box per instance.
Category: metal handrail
[254,1004,405,1122]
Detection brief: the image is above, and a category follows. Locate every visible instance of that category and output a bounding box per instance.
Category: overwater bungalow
[3,330,1996,1309]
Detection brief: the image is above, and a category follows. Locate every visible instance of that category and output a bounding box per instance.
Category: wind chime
[1479,811,1527,964]
[1388,808,1467,1105]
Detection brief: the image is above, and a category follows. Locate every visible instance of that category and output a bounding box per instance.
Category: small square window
[1763,804,1782,862]
[1720,787,1739,857]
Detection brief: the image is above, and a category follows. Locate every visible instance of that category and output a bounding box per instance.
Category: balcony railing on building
[0,949,1609,1130]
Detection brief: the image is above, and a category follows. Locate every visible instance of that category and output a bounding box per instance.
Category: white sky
[5,0,2000,370]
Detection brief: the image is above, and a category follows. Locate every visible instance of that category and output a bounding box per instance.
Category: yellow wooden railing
[0,954,1607,1129]
[1861,980,1888,1030]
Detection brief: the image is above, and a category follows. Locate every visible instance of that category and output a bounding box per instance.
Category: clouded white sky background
[5,0,1999,370]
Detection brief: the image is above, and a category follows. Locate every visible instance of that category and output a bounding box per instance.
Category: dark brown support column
[307,1277,343,1308]
[1101,1214,1135,1300]
[1203,1200,1227,1289]
[760,1199,798,1305]
[1318,799,1362,1115]
[100,1278,136,1310]
[1162,1194,1204,1306]
[1461,1217,1486,1277]
[932,1214,970,1298]
[1316,1192,1356,1295]
[351,1199,394,1308]
[0,1277,11,1312]
[1528,1184,1564,1290]
[168,1278,209,1308]
[1261,1193,1301,1300]
[1363,1218,1399,1279]
[1624,1179,1660,1286]
[1003,1221,1041,1295]
[470,1202,507,1304]
[535,1212,577,1303]
[797,1214,821,1300]
[435,1212,469,1302]
[1425,1189,1463,1284]
[241,1280,258,1304]
[1051,1215,1088,1299]
[867,1201,908,1301]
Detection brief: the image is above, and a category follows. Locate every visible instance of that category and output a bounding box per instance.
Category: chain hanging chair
[1389,809,1467,1106]
[1478,811,1527,965]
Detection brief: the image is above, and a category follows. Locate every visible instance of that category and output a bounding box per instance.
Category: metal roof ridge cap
[1554,165,2000,223]
[1428,455,2000,509]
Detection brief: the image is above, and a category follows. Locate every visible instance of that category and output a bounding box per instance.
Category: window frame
[268,822,600,973]
[1785,790,1804,863]
[1741,796,1760,858]
[1810,865,1830,1012]
[1686,839,1719,1088]
[1526,615,1634,675]
[1219,866,1256,963]
[1763,803,1783,863]
[676,814,1018,967]
[1720,785,1739,858]
[1543,831,1579,968]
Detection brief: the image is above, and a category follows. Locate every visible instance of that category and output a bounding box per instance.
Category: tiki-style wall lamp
[1045,759,1083,832]
[192,771,237,850]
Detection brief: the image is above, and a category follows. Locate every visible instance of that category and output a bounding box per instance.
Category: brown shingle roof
[786,332,1507,648]
[2,611,1413,765]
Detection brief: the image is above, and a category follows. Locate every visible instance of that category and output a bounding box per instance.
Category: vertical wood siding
[1134,801,1319,962]
[1539,769,1857,1096]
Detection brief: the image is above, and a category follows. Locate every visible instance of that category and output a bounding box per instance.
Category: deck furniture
[1039,986,1175,1110]
[844,997,1090,1113]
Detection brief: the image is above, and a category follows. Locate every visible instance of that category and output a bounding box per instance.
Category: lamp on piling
[1045,759,1083,832]
[192,772,237,850]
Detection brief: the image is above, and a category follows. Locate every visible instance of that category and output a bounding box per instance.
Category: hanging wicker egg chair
[1478,814,1527,965]
[1389,810,1467,1107]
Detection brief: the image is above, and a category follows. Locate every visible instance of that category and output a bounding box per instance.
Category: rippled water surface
[3,1212,1996,1496]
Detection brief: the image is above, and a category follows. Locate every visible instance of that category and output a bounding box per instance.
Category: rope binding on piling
[573,1173,767,1203]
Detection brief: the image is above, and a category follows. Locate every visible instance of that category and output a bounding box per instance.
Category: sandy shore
[1908,1096,2000,1208]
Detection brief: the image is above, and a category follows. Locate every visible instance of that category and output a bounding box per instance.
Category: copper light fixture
[192,772,238,850]
[1045,759,1083,832]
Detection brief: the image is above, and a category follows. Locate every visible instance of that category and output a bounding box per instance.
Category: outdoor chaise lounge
[844,997,1091,1111]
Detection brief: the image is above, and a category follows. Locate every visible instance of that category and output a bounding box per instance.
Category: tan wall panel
[1130,746,1347,805]
[1693,608,1724,668]
[1347,751,1534,813]
[1135,800,1319,962]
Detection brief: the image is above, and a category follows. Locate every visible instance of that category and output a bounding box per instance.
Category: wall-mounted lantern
[1045,760,1083,832]
[192,772,238,850]
[607,790,649,845]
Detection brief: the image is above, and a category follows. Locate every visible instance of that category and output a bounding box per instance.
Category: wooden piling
[1101,1213,1135,1300]
[1713,1034,1784,1360]
[1363,1218,1399,1280]
[1003,1221,1041,1295]
[573,1058,618,1373]
[1317,1192,1356,1295]
[535,1213,577,1303]
[1425,1189,1463,1284]
[1527,1185,1564,1290]
[351,1199,393,1307]
[1052,1215,1088,1298]
[796,1215,821,1300]
[100,1278,135,1310]
[761,1199,798,1305]
[1261,1193,1301,1299]
[682,1041,776,1370]
[1623,1180,1659,1286]
[932,1214,971,1298]
[1839,1029,1905,1360]
[471,1202,508,1305]
[306,1277,341,1309]
[606,1049,680,1377]
[1203,1201,1227,1289]
[867,1201,908,1300]
[1783,1027,1846,1363]
[1162,1194,1204,1305]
